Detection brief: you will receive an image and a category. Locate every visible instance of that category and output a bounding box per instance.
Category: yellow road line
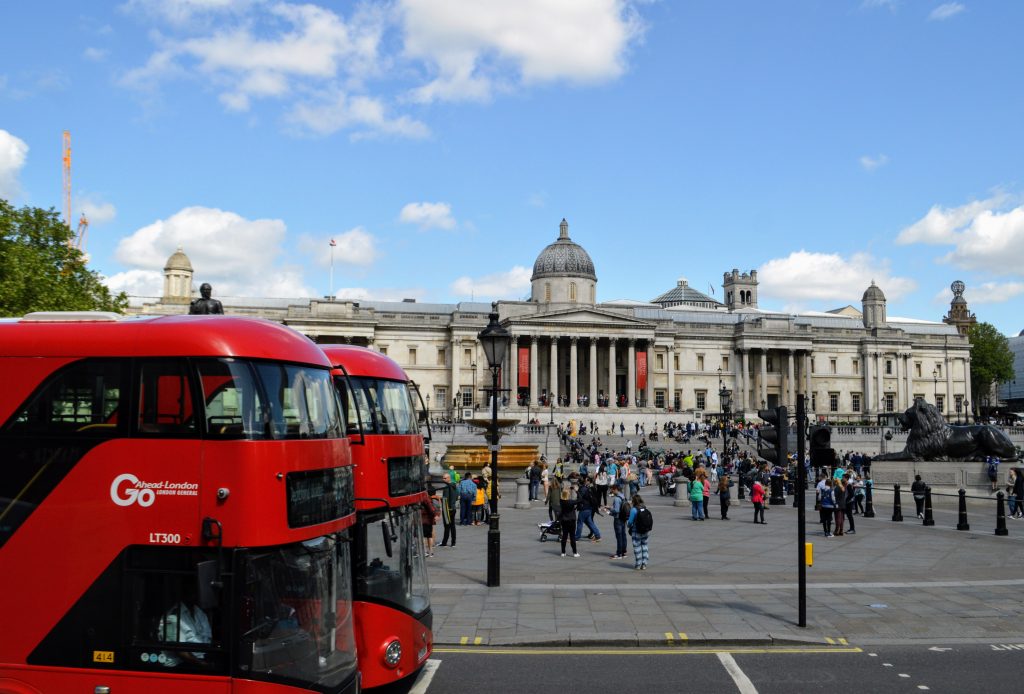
[839,638,849,645]
[825,637,835,645]
[459,637,469,645]
[474,637,483,645]
[433,646,863,656]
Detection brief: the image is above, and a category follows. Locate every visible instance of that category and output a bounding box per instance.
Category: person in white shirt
[158,594,212,666]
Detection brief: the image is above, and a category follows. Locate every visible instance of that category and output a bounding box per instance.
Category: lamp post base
[486,513,501,587]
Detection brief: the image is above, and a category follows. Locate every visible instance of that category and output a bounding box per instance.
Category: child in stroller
[537,518,563,542]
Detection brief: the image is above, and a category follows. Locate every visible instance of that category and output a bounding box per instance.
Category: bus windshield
[240,533,357,690]
[340,377,417,435]
[355,506,430,617]
[200,359,344,439]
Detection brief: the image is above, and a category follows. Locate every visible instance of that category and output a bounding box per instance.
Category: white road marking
[409,659,441,694]
[883,663,893,667]
[868,653,877,657]
[899,673,910,678]
[717,652,759,694]
[918,686,930,691]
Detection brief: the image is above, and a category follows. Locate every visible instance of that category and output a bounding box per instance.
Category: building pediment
[507,307,655,334]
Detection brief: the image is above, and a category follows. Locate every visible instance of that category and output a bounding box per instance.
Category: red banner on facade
[518,347,530,388]
[636,352,648,391]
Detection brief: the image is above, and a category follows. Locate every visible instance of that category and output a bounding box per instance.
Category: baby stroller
[537,518,562,542]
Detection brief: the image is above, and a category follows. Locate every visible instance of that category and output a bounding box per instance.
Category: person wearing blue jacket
[626,493,651,570]
[458,476,478,525]
[818,477,835,537]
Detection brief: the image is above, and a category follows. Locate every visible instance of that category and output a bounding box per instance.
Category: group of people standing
[815,468,870,537]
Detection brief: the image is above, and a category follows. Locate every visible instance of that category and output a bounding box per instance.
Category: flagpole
[329,239,335,299]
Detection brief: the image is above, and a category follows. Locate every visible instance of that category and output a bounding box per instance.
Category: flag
[708,283,715,295]
[329,239,336,247]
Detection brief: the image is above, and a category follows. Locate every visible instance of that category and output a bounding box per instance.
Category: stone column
[733,349,742,414]
[876,352,884,414]
[905,354,913,405]
[627,339,636,408]
[946,356,954,417]
[787,350,795,408]
[549,337,559,406]
[964,357,972,415]
[450,335,460,413]
[608,338,617,405]
[741,349,750,413]
[759,350,767,410]
[569,337,579,407]
[509,336,519,403]
[589,338,598,408]
[529,336,538,407]
[804,351,813,414]
[645,342,654,408]
[863,347,873,415]
[667,344,676,411]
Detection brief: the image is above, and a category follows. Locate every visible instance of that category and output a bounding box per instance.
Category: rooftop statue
[189,283,224,315]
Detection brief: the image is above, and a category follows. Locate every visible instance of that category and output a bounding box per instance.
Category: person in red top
[421,495,440,557]
[751,478,766,524]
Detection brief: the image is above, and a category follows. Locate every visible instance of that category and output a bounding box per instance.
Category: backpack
[618,498,632,523]
[459,479,476,501]
[635,507,653,534]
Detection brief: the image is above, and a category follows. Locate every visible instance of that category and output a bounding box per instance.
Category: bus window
[342,378,417,435]
[4,360,123,436]
[254,363,344,440]
[355,507,429,616]
[197,358,264,438]
[137,360,197,435]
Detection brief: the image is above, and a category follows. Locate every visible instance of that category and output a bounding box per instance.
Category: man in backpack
[574,478,603,543]
[626,493,652,570]
[458,475,478,525]
[607,484,629,559]
[527,460,542,501]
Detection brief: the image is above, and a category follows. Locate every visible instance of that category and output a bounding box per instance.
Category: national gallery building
[132,219,976,424]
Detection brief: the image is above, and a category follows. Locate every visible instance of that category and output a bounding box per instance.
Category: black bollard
[864,481,876,518]
[892,483,903,522]
[923,486,935,526]
[769,475,785,505]
[956,488,970,531]
[996,491,1009,536]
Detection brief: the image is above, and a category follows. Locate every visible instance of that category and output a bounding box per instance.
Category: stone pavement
[425,480,1024,647]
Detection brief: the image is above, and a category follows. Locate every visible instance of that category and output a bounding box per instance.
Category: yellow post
[805,542,813,567]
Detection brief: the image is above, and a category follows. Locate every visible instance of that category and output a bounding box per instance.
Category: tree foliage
[0,199,127,316]
[968,321,1015,405]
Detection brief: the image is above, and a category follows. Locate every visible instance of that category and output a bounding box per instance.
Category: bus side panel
[0,440,202,664]
[0,357,76,426]
[0,666,229,693]
[351,434,422,503]
[353,601,431,689]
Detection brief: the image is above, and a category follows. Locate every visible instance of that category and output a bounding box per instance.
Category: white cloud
[83,47,109,61]
[121,0,250,25]
[0,129,29,200]
[895,193,1011,245]
[286,91,429,139]
[77,195,117,225]
[859,153,888,171]
[104,268,163,296]
[861,0,897,10]
[758,251,916,305]
[401,0,644,104]
[399,201,456,230]
[110,205,316,297]
[929,3,965,21]
[450,266,531,299]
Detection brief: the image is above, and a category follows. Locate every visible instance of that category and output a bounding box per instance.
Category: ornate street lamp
[425,393,430,421]
[718,377,732,471]
[478,304,510,588]
[932,368,939,407]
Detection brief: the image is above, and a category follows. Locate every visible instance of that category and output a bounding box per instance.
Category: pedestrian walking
[833,477,847,536]
[608,484,629,559]
[626,493,653,570]
[438,473,458,548]
[420,495,439,557]
[717,475,733,520]
[818,477,835,537]
[558,490,580,557]
[911,474,927,519]
[688,473,705,520]
[751,476,766,524]
[546,477,561,522]
[843,474,857,534]
[574,479,603,542]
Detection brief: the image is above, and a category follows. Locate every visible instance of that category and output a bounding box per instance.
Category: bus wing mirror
[196,559,220,610]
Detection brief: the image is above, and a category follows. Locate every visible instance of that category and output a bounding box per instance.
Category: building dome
[164,246,193,272]
[531,219,597,282]
[862,280,885,303]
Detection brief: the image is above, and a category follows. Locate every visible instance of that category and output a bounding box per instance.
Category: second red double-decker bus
[0,313,359,694]
[321,346,432,690]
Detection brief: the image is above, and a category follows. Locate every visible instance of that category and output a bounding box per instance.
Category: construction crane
[62,130,89,254]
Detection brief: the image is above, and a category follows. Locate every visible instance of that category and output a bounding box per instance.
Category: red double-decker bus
[0,313,359,694]
[321,346,432,690]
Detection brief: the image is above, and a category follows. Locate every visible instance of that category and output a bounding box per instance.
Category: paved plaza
[426,477,1024,648]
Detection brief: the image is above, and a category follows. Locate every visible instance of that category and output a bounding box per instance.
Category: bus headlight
[383,639,402,667]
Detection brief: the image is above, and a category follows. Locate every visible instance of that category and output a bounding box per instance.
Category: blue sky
[3,1,1024,334]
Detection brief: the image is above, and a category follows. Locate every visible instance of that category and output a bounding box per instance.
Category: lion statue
[875,398,1017,462]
